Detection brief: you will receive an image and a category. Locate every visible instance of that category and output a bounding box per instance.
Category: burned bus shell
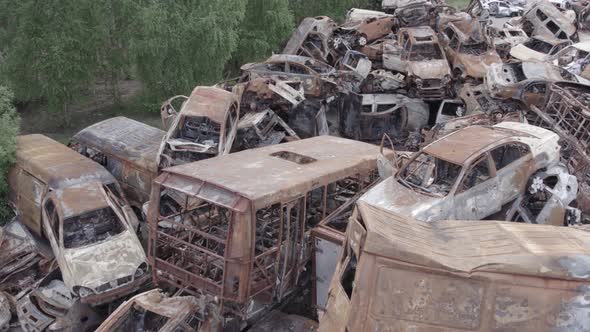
[147,136,388,323]
[319,201,590,331]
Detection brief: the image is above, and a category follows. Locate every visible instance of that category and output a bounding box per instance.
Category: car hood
[407,60,450,79]
[358,177,446,222]
[510,44,549,61]
[457,52,502,78]
[61,230,146,291]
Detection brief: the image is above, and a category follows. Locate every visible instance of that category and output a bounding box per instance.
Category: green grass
[446,0,470,9]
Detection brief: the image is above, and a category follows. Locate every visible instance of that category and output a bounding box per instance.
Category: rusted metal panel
[95,289,221,332]
[319,201,590,331]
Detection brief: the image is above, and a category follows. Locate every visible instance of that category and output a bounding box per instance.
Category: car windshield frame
[396,151,463,197]
[62,206,127,249]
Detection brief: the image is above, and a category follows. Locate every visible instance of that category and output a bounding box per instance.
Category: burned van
[147,136,389,324]
[7,135,148,305]
[319,201,590,331]
[71,116,165,213]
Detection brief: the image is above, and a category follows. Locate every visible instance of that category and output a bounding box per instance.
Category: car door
[287,62,316,94]
[489,142,533,205]
[453,153,500,219]
[17,170,47,235]
[383,39,405,73]
[41,197,65,269]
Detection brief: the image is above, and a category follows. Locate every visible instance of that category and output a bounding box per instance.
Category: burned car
[7,135,148,305]
[483,0,524,17]
[71,116,165,214]
[485,60,589,99]
[147,136,388,324]
[487,26,529,59]
[510,35,572,61]
[234,108,300,150]
[550,41,590,78]
[517,0,578,41]
[94,289,221,332]
[361,122,566,221]
[283,16,337,63]
[240,54,337,98]
[383,26,452,99]
[319,201,590,331]
[337,93,430,143]
[158,86,240,169]
[439,18,502,80]
[331,9,394,51]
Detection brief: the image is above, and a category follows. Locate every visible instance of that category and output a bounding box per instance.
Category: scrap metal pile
[3,0,590,331]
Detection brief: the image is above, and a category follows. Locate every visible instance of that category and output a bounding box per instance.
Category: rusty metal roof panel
[357,200,590,280]
[422,125,516,165]
[157,136,387,210]
[16,134,115,190]
[73,117,165,173]
[181,86,238,124]
[54,182,110,218]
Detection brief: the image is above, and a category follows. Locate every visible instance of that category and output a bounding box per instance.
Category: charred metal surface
[319,202,590,331]
[147,136,388,323]
[383,26,452,99]
[518,0,578,41]
[510,35,572,62]
[158,86,240,169]
[95,289,221,332]
[71,116,166,209]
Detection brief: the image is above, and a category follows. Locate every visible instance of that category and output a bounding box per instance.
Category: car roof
[156,136,388,211]
[16,134,115,190]
[422,125,525,165]
[572,41,590,53]
[53,182,111,219]
[73,117,165,173]
[180,86,238,124]
[356,200,590,281]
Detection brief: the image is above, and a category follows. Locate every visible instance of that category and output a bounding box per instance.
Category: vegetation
[0,86,20,223]
[0,0,381,120]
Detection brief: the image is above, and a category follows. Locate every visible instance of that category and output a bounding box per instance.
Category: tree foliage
[0,0,103,124]
[130,0,247,101]
[0,86,20,223]
[229,0,294,72]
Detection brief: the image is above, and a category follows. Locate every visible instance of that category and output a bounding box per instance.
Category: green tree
[131,0,247,103]
[0,86,20,224]
[228,0,294,73]
[0,0,103,124]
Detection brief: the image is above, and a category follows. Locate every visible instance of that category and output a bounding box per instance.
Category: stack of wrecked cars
[5,0,590,330]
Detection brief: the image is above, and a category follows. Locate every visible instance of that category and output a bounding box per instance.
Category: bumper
[80,274,150,305]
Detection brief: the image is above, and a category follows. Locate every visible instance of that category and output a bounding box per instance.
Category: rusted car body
[524,82,590,215]
[510,35,572,61]
[147,136,388,323]
[519,0,578,41]
[439,18,502,80]
[319,201,590,331]
[550,41,590,78]
[485,60,588,99]
[487,26,529,59]
[94,289,221,332]
[71,116,165,212]
[7,135,148,305]
[158,86,240,169]
[283,16,337,62]
[383,26,452,99]
[240,55,337,98]
[234,109,300,150]
[337,93,429,143]
[361,122,564,222]
[331,9,394,51]
[434,83,506,123]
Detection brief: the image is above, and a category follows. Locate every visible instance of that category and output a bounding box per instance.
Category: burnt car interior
[62,208,125,249]
[398,153,462,195]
